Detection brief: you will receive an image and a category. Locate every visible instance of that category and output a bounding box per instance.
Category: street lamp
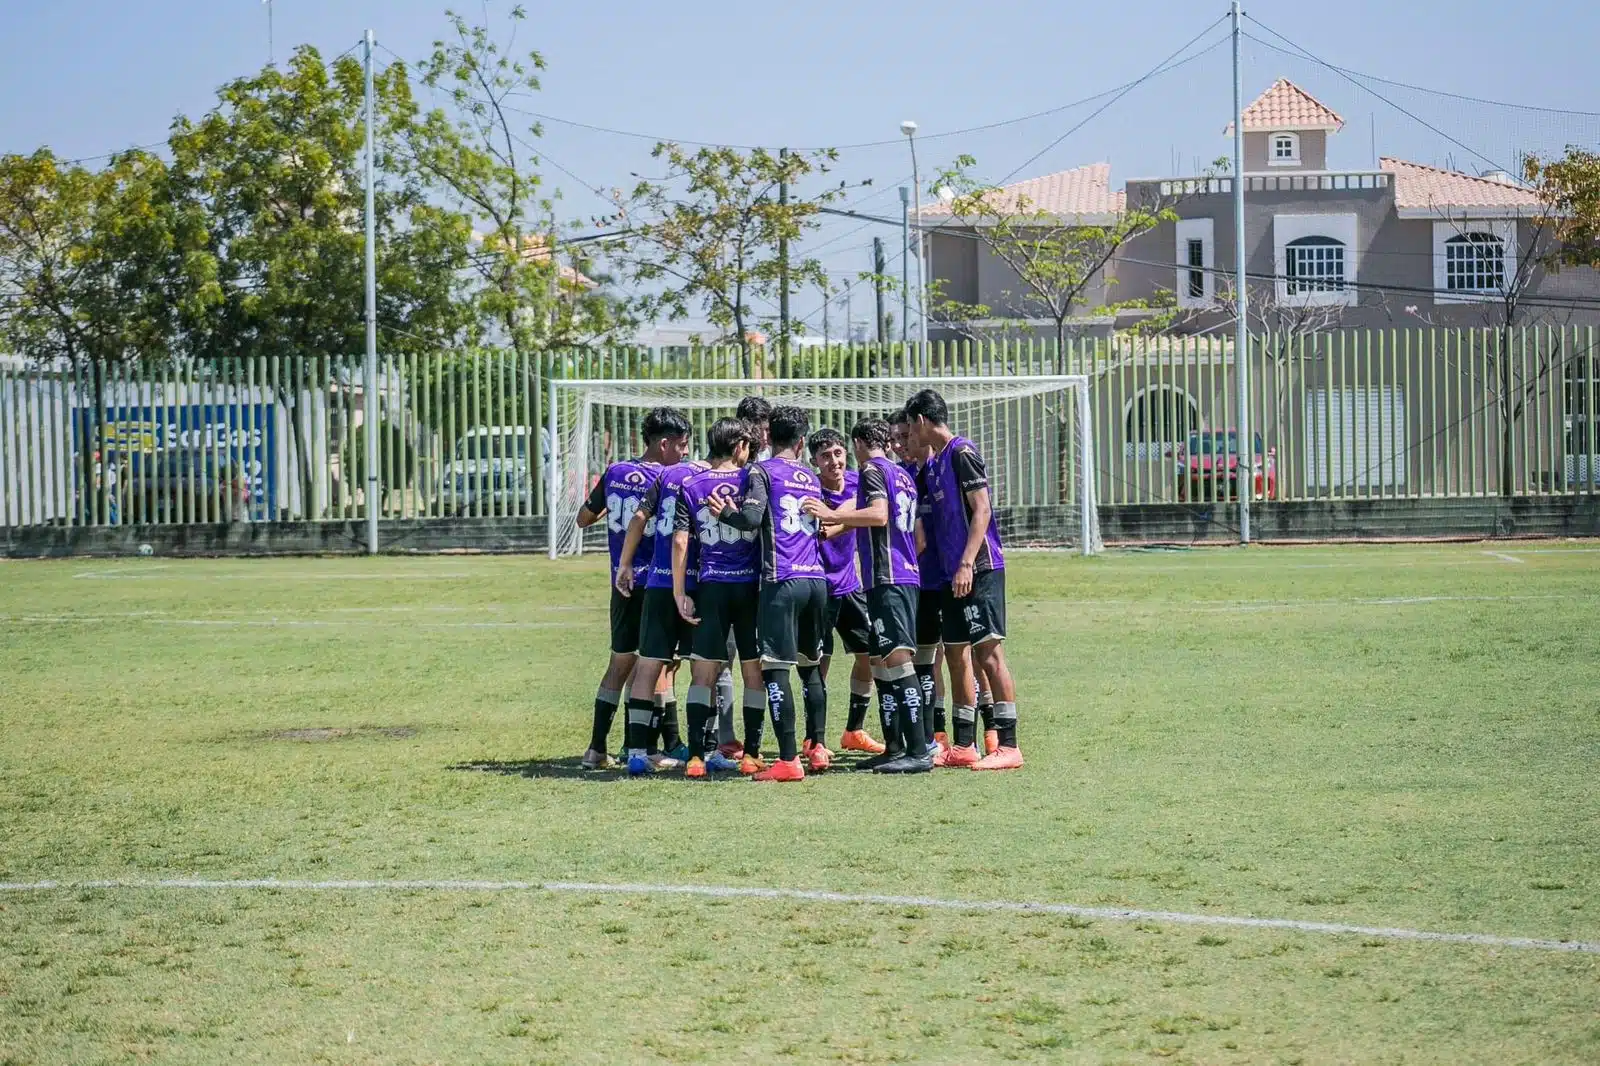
[901,120,929,369]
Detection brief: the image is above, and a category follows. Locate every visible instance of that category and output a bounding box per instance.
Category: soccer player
[615,447,704,775]
[890,409,948,755]
[904,388,1024,771]
[806,418,931,773]
[807,428,883,764]
[708,405,826,783]
[737,397,773,460]
[574,407,692,770]
[674,418,764,777]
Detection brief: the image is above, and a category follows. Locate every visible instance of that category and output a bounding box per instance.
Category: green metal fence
[3,328,1598,529]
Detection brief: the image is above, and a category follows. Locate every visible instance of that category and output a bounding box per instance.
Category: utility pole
[1231,0,1251,545]
[822,283,830,346]
[873,237,887,344]
[899,187,910,349]
[843,279,854,344]
[778,147,790,359]
[266,0,275,66]
[363,29,379,556]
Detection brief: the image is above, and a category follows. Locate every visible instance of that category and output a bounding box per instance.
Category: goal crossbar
[546,374,1099,559]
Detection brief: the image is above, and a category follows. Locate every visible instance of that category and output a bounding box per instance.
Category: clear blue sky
[4,0,1599,334]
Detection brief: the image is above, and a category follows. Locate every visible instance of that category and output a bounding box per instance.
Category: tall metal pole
[266,0,275,66]
[1231,0,1251,545]
[909,134,929,373]
[778,148,790,359]
[844,279,853,344]
[363,29,379,556]
[873,237,887,344]
[899,187,910,349]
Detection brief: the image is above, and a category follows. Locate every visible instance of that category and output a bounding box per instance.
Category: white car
[440,426,548,515]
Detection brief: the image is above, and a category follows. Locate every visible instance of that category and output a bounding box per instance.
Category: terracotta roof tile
[918,162,1121,220]
[1381,157,1544,213]
[1225,78,1344,133]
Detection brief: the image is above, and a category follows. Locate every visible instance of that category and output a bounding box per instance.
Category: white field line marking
[0,615,594,631]
[70,570,474,581]
[1016,593,1584,614]
[0,878,1593,955]
[72,565,174,579]
[1484,551,1527,564]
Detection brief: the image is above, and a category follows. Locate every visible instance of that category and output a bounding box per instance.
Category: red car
[1176,429,1277,502]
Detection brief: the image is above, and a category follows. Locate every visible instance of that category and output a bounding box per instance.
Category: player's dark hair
[806,427,847,457]
[768,405,809,450]
[888,408,910,426]
[736,396,773,425]
[902,389,948,427]
[851,418,893,452]
[642,406,691,444]
[706,417,750,460]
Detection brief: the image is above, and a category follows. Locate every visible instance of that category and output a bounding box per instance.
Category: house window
[1175,218,1214,309]
[1270,132,1300,166]
[1286,236,1346,295]
[1124,386,1199,460]
[1444,232,1506,293]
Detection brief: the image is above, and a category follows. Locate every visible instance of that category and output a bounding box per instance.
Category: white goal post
[546,374,1101,559]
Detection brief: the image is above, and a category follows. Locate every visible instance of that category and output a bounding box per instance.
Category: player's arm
[671,531,698,623]
[953,448,992,597]
[711,466,767,531]
[575,471,608,528]
[807,467,887,527]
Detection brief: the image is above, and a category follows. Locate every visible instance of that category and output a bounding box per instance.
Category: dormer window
[1270,132,1300,166]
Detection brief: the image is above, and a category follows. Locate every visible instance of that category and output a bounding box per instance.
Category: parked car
[1176,429,1277,502]
[438,426,547,515]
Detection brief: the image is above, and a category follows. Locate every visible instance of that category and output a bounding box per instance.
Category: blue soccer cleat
[664,742,693,763]
[626,752,652,777]
[704,751,741,773]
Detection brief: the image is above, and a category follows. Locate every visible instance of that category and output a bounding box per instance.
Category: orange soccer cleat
[684,756,707,779]
[939,744,982,769]
[983,729,1000,756]
[838,729,886,755]
[972,746,1025,772]
[738,754,766,776]
[752,756,806,782]
[804,741,834,772]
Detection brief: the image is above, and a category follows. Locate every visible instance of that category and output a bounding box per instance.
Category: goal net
[546,375,1100,558]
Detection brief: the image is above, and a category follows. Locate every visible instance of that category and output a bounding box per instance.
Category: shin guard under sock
[846,679,873,733]
[590,687,621,752]
[742,690,767,758]
[797,665,826,746]
[884,662,927,757]
[873,673,905,757]
[952,704,978,749]
[763,668,798,762]
[625,697,656,755]
[994,700,1018,749]
[686,685,715,758]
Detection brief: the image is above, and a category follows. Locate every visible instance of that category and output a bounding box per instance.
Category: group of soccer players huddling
[575,388,1022,781]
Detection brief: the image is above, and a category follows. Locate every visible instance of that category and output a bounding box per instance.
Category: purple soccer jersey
[818,470,861,597]
[925,436,1005,578]
[677,466,757,583]
[746,456,825,583]
[642,462,699,590]
[905,460,947,591]
[583,458,662,582]
[857,457,921,588]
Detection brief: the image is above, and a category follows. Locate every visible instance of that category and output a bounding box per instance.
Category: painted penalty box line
[0,878,1594,956]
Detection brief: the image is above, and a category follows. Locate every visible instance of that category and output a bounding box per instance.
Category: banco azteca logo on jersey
[792,469,814,485]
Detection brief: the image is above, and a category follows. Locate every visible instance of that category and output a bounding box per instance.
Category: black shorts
[638,586,693,662]
[867,584,919,657]
[691,581,760,663]
[941,568,1007,646]
[915,586,946,647]
[758,578,828,667]
[823,590,873,657]
[609,584,644,655]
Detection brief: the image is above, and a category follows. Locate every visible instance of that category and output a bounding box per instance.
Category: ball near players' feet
[626,752,652,777]
[972,747,1024,771]
[872,752,936,775]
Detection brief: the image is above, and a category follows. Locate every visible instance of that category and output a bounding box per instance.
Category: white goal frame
[546,374,1099,559]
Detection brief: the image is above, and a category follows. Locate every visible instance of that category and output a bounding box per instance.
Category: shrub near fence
[2,329,1598,530]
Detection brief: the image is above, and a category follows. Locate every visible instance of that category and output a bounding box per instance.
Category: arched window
[1286,235,1346,294]
[1445,232,1506,293]
[1125,386,1199,458]
[1271,132,1300,165]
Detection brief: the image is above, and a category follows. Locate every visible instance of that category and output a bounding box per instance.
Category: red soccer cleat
[805,741,833,772]
[738,754,765,776]
[838,729,886,755]
[752,757,806,782]
[972,746,1024,771]
[940,744,982,769]
[684,756,707,779]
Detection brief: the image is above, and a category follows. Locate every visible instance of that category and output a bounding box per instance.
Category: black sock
[590,688,621,752]
[874,678,905,757]
[686,686,714,758]
[798,665,826,747]
[897,674,928,758]
[978,695,995,733]
[995,701,1018,749]
[922,693,936,746]
[625,697,655,754]
[846,686,871,732]
[660,700,681,751]
[934,702,948,736]
[742,696,765,759]
[763,668,798,762]
[953,705,977,749]
[915,664,935,716]
[647,702,664,754]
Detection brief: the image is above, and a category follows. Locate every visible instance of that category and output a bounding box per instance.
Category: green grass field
[1,544,1598,1065]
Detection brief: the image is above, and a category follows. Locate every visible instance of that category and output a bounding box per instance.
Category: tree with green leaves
[606,144,851,377]
[927,156,1201,354]
[1526,147,1600,271]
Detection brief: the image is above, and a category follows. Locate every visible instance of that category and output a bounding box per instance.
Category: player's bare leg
[971,639,1023,771]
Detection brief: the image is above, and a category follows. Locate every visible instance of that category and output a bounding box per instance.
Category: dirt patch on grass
[267,726,418,742]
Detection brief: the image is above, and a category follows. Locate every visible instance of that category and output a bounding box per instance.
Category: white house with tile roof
[923,78,1598,337]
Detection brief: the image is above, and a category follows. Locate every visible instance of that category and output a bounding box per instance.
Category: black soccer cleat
[854,748,905,772]
[871,752,936,775]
